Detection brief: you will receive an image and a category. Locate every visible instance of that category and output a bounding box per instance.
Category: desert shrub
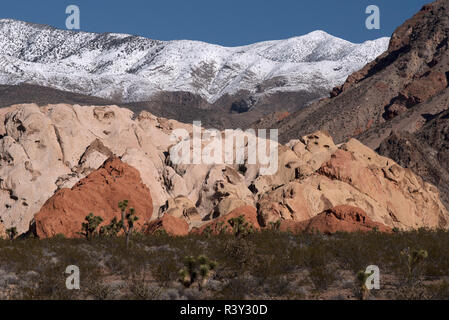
[86,282,118,300]
[151,251,180,286]
[401,247,428,282]
[15,264,78,300]
[1,228,449,300]
[6,227,18,240]
[308,265,337,291]
[127,269,162,300]
[215,276,258,300]
[356,270,371,300]
[263,275,293,298]
[426,280,449,300]
[221,237,256,270]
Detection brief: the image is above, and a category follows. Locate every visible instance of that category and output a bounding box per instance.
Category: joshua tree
[356,270,371,300]
[227,215,254,238]
[5,227,18,240]
[100,217,123,238]
[178,255,217,291]
[269,220,281,232]
[203,221,227,238]
[119,200,139,248]
[80,213,103,240]
[401,247,428,280]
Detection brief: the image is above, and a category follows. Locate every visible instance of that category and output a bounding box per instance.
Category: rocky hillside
[0,84,304,131]
[0,104,447,236]
[274,0,449,206]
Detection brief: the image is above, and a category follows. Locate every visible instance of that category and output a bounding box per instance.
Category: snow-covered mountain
[0,19,389,103]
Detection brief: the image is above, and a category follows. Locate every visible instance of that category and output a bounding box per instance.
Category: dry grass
[0,229,448,300]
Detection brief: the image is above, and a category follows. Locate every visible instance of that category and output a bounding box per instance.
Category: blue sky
[1,0,431,46]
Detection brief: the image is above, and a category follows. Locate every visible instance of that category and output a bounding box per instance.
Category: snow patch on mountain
[0,19,389,103]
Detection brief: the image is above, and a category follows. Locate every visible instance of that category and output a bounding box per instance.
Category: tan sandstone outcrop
[0,220,6,239]
[1,103,448,235]
[1,104,191,233]
[0,103,265,234]
[258,135,449,230]
[158,196,201,224]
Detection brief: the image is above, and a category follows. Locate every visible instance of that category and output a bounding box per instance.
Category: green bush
[80,213,103,240]
[6,227,18,240]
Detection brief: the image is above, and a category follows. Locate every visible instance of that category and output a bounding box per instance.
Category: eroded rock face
[280,205,392,234]
[0,104,192,233]
[321,139,448,229]
[159,196,201,225]
[33,157,153,238]
[257,134,449,230]
[0,103,271,234]
[0,104,72,233]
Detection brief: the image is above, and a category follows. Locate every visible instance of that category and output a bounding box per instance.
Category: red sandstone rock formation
[280,205,392,234]
[146,214,189,236]
[191,206,260,235]
[33,157,153,238]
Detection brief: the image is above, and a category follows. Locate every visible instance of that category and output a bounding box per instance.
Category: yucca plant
[356,270,371,300]
[80,213,103,240]
[269,220,281,232]
[401,247,428,279]
[227,215,254,238]
[100,217,123,237]
[178,255,217,291]
[119,200,139,248]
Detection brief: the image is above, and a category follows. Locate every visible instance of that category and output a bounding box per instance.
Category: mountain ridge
[0,18,389,104]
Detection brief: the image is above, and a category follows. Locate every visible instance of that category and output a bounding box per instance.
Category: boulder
[251,145,300,195]
[33,157,153,238]
[280,205,392,234]
[0,104,72,233]
[287,131,338,179]
[194,166,255,219]
[146,214,189,236]
[191,206,260,235]
[159,196,201,224]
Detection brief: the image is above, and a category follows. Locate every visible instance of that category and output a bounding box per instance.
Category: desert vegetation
[0,227,448,300]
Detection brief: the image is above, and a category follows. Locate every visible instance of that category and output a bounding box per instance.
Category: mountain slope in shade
[0,19,388,104]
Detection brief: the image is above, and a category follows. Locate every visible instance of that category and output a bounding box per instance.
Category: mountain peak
[303,30,333,39]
